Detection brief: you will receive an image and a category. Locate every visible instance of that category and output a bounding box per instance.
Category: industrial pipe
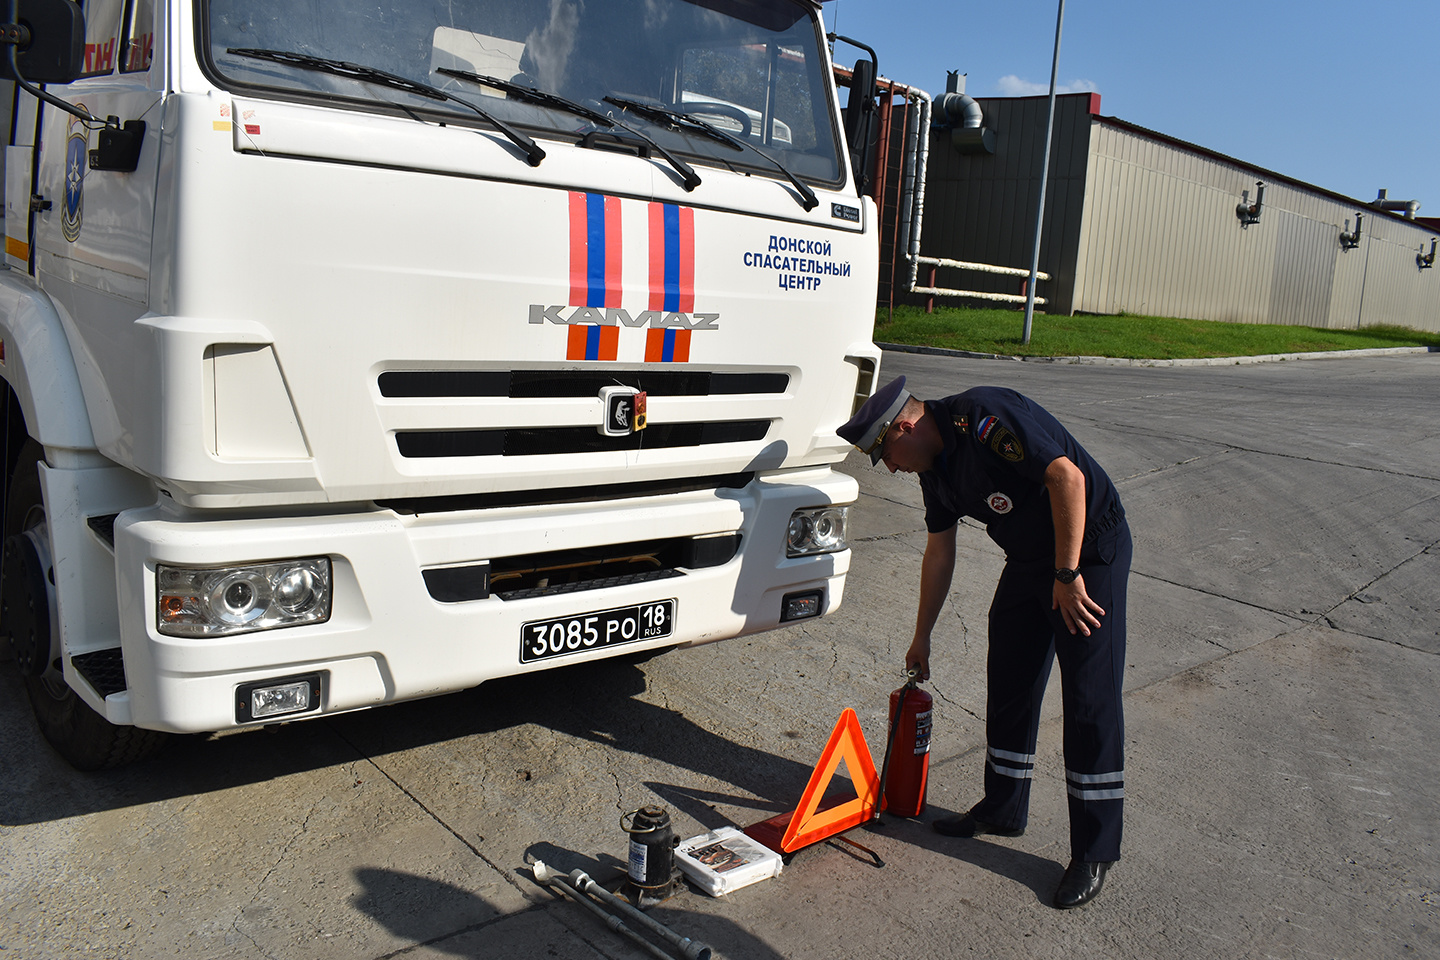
[532,861,681,960]
[1372,189,1421,220]
[1236,181,1264,226]
[899,87,932,294]
[1420,238,1437,270]
[934,71,994,154]
[569,868,713,960]
[1340,214,1363,250]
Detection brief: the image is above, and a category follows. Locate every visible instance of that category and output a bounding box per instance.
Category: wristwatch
[1054,567,1079,584]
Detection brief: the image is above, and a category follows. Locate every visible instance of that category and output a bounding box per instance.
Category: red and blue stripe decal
[569,191,622,308]
[561,196,698,361]
[645,328,691,362]
[648,202,694,312]
[568,323,619,361]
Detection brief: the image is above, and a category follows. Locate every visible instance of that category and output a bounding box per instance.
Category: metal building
[917,92,1440,332]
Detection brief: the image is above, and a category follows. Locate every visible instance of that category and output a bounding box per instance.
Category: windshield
[203,0,843,184]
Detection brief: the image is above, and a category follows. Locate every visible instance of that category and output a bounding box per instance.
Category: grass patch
[874,304,1440,360]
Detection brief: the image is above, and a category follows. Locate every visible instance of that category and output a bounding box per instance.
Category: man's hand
[905,635,932,681]
[1053,574,1105,636]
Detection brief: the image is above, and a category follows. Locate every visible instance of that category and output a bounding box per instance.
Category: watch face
[1055,568,1078,584]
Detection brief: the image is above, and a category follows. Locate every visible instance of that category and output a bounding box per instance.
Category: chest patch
[954,415,969,434]
[987,492,1014,515]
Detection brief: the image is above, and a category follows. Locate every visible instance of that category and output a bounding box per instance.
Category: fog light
[236,673,321,723]
[158,558,332,637]
[786,506,849,557]
[781,589,823,622]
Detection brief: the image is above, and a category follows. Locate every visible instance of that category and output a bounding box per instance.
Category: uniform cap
[837,376,910,465]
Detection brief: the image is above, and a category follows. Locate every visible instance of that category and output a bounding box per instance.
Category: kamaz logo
[528,305,720,330]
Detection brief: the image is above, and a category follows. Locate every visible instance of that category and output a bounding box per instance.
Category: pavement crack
[325,723,537,902]
[1321,535,1439,621]
[1132,570,1308,622]
[1114,455,1205,483]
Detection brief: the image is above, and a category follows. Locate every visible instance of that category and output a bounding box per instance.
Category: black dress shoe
[931,812,1024,838]
[1052,859,1113,909]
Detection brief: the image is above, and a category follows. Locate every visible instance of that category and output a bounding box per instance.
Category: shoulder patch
[990,427,1025,462]
[976,416,998,442]
[954,415,969,434]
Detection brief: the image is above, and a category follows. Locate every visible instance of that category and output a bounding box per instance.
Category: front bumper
[109,467,855,732]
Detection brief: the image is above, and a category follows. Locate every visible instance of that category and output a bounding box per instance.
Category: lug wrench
[568,868,711,960]
[532,860,682,960]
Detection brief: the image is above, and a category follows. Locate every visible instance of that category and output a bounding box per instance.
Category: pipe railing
[911,255,1050,305]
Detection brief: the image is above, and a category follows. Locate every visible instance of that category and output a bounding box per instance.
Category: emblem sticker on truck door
[63,112,88,242]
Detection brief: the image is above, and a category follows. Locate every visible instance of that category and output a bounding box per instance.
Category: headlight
[158,558,332,637]
[786,506,849,557]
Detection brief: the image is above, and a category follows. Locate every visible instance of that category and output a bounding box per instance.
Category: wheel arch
[0,270,97,464]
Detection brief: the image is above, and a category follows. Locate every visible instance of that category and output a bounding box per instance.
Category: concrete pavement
[2,350,1437,959]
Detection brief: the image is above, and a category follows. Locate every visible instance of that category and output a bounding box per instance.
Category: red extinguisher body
[883,684,933,817]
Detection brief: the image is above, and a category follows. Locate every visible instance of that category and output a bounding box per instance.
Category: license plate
[520,600,676,663]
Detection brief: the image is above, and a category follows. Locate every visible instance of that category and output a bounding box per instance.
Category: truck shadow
[3,657,1067,908]
[0,654,812,825]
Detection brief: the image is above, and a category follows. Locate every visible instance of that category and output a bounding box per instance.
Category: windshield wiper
[603,95,818,211]
[227,48,546,167]
[438,69,700,192]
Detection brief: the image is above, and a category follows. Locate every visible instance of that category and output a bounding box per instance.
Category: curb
[875,343,1438,367]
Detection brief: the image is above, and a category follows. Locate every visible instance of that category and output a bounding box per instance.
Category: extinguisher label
[913,709,933,755]
[628,839,648,883]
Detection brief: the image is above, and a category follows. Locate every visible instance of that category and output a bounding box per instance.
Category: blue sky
[824,0,1439,208]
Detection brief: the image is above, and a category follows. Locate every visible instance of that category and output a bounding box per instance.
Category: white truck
[0,0,882,768]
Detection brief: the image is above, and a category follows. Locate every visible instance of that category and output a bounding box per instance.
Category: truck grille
[379,369,789,398]
[396,419,771,458]
[380,472,754,514]
[422,533,741,603]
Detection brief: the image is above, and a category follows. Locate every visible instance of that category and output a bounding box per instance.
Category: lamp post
[1023,0,1065,345]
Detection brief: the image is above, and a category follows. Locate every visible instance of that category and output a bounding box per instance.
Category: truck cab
[0,0,881,768]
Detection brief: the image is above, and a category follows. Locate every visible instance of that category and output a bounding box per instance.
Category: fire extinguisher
[878,670,933,819]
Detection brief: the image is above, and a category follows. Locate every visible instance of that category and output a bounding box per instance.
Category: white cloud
[995,74,1100,96]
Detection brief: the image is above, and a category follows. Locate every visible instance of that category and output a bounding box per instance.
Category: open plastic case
[674,827,784,897]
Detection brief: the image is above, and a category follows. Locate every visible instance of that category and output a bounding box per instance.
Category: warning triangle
[746,708,880,853]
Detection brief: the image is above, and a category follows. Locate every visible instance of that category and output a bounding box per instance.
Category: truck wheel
[2,440,167,770]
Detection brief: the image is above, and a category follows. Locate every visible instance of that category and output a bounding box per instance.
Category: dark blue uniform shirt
[918,388,1123,562]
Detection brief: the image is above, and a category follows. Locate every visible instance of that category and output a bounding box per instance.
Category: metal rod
[914,255,1050,281]
[904,90,932,295]
[912,286,1047,306]
[569,869,713,960]
[1023,0,1065,345]
[532,862,680,960]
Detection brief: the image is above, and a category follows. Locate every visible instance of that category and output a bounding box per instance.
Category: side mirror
[843,58,876,196]
[0,0,85,84]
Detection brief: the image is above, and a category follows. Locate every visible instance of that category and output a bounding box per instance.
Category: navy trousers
[971,519,1131,862]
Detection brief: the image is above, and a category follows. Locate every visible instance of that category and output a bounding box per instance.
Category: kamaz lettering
[528,305,721,330]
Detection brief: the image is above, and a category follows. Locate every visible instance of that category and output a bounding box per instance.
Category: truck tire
[3,440,167,770]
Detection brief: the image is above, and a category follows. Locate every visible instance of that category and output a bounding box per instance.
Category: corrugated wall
[917,94,1095,311]
[1073,120,1439,331]
[915,94,1439,331]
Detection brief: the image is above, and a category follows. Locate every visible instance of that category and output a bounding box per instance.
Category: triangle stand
[745,708,881,854]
